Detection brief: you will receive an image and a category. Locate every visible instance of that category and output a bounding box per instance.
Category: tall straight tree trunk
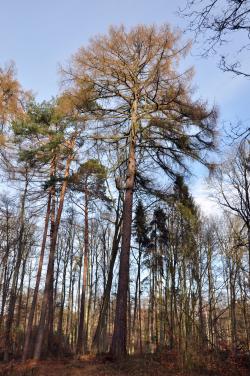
[170,253,176,350]
[66,244,74,339]
[57,254,68,341]
[0,265,10,329]
[76,184,89,354]
[0,209,11,330]
[229,267,237,353]
[128,285,132,353]
[3,177,28,361]
[110,99,137,358]
[138,264,142,354]
[47,176,57,345]
[240,274,250,350]
[23,156,57,362]
[16,256,27,328]
[92,197,122,353]
[24,262,32,333]
[207,242,214,349]
[86,241,94,349]
[248,225,250,288]
[33,142,75,360]
[132,244,141,353]
[196,245,207,350]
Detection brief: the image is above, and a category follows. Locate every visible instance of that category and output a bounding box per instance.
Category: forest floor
[0,352,249,376]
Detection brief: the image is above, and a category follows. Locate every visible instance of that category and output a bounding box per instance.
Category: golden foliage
[0,62,29,127]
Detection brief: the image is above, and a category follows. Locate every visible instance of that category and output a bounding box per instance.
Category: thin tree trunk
[4,177,28,361]
[0,208,11,330]
[22,191,53,360]
[57,250,68,341]
[16,255,27,328]
[76,184,89,354]
[132,244,141,353]
[33,143,75,360]
[24,262,32,333]
[92,198,122,353]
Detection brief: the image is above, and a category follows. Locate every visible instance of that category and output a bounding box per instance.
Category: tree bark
[92,197,122,353]
[33,142,75,360]
[3,177,28,361]
[76,183,89,354]
[110,99,137,358]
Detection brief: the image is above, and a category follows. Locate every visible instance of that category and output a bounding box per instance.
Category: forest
[0,1,249,375]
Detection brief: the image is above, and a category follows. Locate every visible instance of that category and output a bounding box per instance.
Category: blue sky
[1,0,249,214]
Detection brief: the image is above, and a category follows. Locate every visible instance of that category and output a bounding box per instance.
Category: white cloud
[191,178,221,217]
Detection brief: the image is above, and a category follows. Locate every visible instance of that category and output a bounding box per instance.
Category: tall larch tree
[61,24,217,358]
